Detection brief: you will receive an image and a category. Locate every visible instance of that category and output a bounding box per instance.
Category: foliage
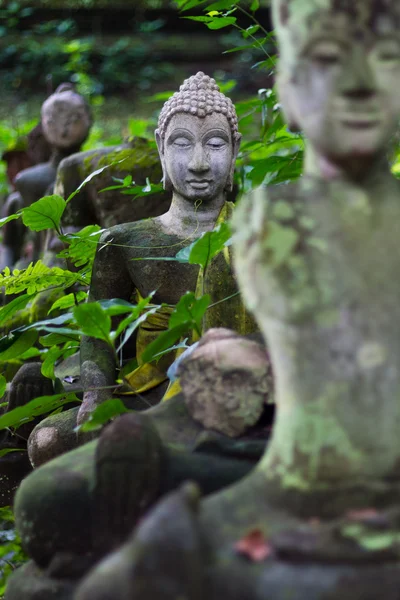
[0,507,26,597]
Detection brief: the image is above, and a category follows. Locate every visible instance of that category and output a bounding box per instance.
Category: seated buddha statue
[68,1,400,599]
[26,72,257,468]
[0,83,92,271]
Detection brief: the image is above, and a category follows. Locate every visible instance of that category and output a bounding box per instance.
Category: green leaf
[250,0,259,9]
[77,399,129,433]
[0,293,35,324]
[169,292,210,331]
[0,375,6,399]
[49,292,86,314]
[0,329,38,361]
[21,195,66,233]
[242,24,260,38]
[41,346,65,379]
[141,323,190,364]
[206,16,236,29]
[0,392,80,430]
[58,225,102,268]
[206,0,238,9]
[0,213,21,228]
[73,303,112,343]
[99,298,139,317]
[188,221,232,270]
[0,260,82,296]
[0,448,25,458]
[39,331,80,347]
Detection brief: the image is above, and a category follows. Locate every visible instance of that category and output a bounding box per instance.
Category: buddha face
[156,112,238,202]
[41,93,91,150]
[277,4,400,163]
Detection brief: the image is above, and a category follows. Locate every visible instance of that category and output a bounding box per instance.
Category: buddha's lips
[187,179,212,188]
[341,118,381,129]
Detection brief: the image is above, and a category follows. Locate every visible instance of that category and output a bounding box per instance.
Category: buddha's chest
[261,191,400,328]
[126,258,199,305]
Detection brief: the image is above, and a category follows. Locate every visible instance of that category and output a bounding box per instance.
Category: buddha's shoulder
[99,218,160,245]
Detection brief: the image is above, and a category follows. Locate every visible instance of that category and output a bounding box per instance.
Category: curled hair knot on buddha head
[156,72,240,152]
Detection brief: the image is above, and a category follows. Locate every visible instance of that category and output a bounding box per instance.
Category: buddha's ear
[155,129,172,191]
[226,132,241,193]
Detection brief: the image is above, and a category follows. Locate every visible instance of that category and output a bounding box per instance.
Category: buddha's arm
[78,230,134,424]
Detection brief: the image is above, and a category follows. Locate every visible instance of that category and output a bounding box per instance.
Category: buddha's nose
[339,51,376,100]
[188,143,210,172]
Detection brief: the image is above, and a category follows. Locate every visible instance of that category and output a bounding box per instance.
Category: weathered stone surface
[179,328,272,437]
[0,363,53,507]
[56,137,171,230]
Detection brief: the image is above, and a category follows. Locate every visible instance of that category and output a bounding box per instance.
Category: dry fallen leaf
[234,529,272,562]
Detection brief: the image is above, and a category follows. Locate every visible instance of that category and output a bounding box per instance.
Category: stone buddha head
[273,0,400,165]
[155,72,241,202]
[41,83,92,152]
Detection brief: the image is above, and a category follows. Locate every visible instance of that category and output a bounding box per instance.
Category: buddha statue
[0,83,92,271]
[4,75,274,599]
[69,2,400,599]
[27,72,258,468]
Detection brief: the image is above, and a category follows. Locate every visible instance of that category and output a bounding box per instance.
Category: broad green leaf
[0,213,21,228]
[77,399,129,433]
[206,0,238,10]
[188,221,232,270]
[73,303,112,343]
[22,312,74,331]
[41,346,65,379]
[39,332,80,347]
[58,225,102,268]
[250,0,259,10]
[141,323,190,364]
[0,329,38,361]
[0,375,6,399]
[0,392,80,430]
[21,195,66,233]
[169,292,210,331]
[0,448,25,458]
[242,24,260,38]
[0,293,35,324]
[206,16,236,29]
[49,292,87,314]
[99,298,139,317]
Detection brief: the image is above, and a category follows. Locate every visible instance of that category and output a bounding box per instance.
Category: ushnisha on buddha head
[155,72,241,202]
[273,0,400,166]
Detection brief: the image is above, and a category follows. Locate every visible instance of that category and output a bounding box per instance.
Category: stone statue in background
[4,74,273,600]
[71,1,400,599]
[0,83,92,271]
[27,72,257,468]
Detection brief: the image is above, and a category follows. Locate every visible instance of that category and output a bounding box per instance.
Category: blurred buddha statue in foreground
[72,2,400,600]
